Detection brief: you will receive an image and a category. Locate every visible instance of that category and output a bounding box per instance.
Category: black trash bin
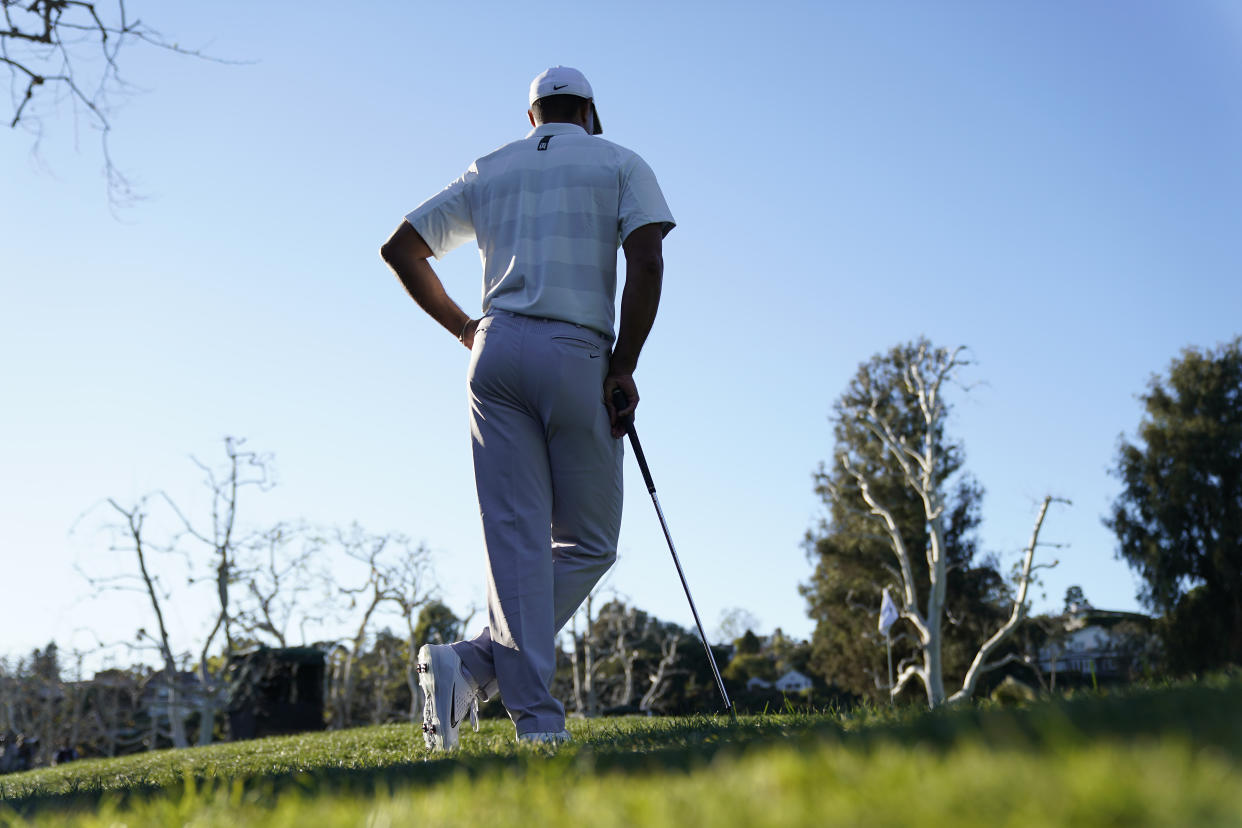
[226,647,326,740]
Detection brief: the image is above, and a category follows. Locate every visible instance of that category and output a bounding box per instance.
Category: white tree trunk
[194,693,216,746]
[856,348,1066,709]
[158,667,189,750]
[640,633,682,713]
[569,615,585,714]
[569,595,601,716]
[839,343,962,708]
[583,627,598,717]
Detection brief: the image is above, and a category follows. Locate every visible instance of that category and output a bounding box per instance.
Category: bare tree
[328,526,391,729]
[639,629,684,714]
[0,647,66,768]
[0,645,159,768]
[163,437,274,654]
[85,666,147,757]
[366,632,401,725]
[567,593,604,717]
[834,341,1067,707]
[93,497,191,747]
[2,0,239,204]
[601,603,644,708]
[234,522,325,648]
[378,539,437,723]
[80,437,287,746]
[326,526,436,728]
[714,607,762,646]
[160,436,273,744]
[77,438,439,742]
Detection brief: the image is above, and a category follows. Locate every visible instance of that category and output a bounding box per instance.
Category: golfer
[380,66,675,749]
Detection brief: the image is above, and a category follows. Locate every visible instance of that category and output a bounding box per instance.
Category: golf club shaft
[612,389,735,719]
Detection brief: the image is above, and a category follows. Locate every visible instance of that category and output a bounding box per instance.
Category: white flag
[878,588,899,636]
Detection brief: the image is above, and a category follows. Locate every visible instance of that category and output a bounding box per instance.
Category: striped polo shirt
[405,122,675,339]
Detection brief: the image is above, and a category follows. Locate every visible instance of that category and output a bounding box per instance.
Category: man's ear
[528,108,537,128]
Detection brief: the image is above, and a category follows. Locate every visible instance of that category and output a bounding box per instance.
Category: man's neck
[539,118,588,130]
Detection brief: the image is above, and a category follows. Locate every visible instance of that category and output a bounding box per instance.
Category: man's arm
[380,222,477,348]
[604,222,665,438]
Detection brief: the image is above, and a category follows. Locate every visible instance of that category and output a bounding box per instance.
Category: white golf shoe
[517,729,571,746]
[417,643,480,751]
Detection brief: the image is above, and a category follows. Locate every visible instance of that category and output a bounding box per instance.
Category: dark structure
[227,647,326,740]
[1036,608,1158,687]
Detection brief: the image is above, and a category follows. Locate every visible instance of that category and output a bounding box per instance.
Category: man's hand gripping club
[603,222,665,439]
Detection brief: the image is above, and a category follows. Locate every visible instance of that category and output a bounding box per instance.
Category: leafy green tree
[723,653,775,685]
[801,340,1018,705]
[349,630,412,726]
[1106,337,1242,673]
[735,630,762,655]
[413,601,465,648]
[1063,585,1091,614]
[767,629,813,676]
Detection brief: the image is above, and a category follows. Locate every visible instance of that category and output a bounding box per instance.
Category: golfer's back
[408,123,672,338]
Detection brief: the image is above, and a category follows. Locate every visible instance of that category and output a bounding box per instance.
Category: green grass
[3,679,1242,826]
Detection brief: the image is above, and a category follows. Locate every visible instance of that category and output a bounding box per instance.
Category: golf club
[611,387,736,721]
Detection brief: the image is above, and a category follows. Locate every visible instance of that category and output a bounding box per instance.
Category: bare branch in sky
[2,0,246,206]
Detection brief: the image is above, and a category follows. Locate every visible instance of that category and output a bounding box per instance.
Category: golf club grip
[628,428,657,494]
[610,387,634,431]
[611,388,657,494]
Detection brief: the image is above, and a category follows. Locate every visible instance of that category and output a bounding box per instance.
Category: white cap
[528,66,603,135]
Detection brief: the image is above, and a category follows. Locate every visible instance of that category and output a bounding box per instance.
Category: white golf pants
[450,310,622,735]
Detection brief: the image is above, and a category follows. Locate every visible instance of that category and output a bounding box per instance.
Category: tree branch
[949,495,1070,704]
[892,664,923,697]
[840,454,930,640]
[3,0,249,205]
[972,651,1038,677]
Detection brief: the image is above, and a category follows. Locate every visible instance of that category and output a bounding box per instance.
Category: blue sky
[3,1,1241,668]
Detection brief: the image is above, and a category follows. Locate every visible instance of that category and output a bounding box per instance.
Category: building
[774,670,813,693]
[1036,606,1156,684]
[747,670,813,694]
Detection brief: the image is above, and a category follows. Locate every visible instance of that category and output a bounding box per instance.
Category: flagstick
[878,588,899,706]
[886,632,894,706]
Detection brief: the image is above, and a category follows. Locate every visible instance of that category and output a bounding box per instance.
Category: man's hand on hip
[381,222,478,351]
[460,318,480,350]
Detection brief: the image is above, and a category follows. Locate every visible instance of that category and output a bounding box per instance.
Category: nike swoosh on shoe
[449,680,463,728]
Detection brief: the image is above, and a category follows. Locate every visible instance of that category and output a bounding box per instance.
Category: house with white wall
[1037,607,1155,683]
